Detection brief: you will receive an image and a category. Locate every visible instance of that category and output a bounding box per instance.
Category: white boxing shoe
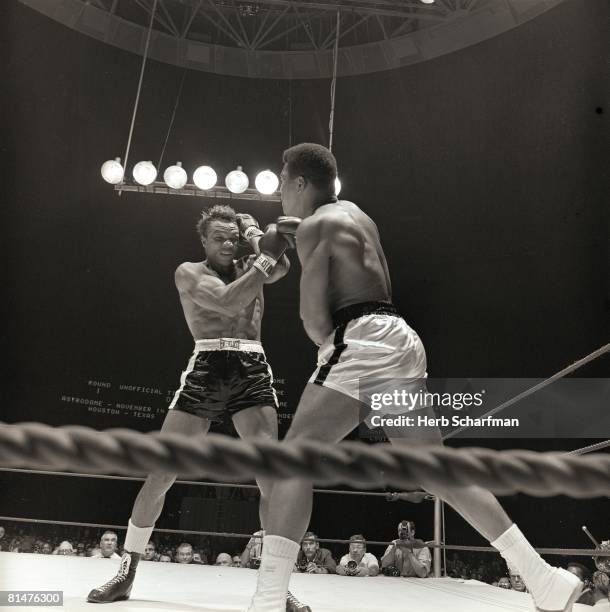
[532,567,583,612]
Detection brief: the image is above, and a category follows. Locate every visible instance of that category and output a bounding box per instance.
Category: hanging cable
[328,10,341,152]
[118,0,159,195]
[157,67,188,172]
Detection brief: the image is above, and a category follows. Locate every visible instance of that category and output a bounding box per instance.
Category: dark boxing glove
[236,213,263,241]
[276,216,301,249]
[252,224,289,277]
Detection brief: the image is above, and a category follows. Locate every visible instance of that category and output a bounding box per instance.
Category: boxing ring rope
[0,466,432,499]
[1,423,610,497]
[568,439,610,455]
[1,341,607,584]
[1,515,608,559]
[443,341,610,440]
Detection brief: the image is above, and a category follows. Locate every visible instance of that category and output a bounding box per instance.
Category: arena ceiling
[20,0,567,78]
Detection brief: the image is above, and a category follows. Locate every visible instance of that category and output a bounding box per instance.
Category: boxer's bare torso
[175,259,263,341]
[296,200,392,344]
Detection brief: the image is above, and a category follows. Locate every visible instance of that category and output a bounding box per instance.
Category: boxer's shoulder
[174,261,221,290]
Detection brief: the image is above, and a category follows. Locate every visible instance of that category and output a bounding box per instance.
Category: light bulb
[225,166,249,194]
[255,170,279,195]
[132,161,157,186]
[163,161,187,190]
[100,158,124,184]
[193,165,217,190]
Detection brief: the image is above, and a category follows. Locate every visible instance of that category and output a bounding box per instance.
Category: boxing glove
[236,213,263,241]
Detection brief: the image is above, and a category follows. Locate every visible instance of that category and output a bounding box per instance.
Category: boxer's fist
[276,216,301,249]
[236,213,263,241]
[258,224,290,261]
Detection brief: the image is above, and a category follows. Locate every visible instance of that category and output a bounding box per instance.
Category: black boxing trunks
[168,338,278,422]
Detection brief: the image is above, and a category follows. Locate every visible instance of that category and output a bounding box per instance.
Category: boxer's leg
[131,410,211,528]
[387,423,582,611]
[249,383,364,612]
[233,404,278,530]
[87,410,210,603]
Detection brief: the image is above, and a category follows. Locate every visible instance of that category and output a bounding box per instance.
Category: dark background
[3,0,609,560]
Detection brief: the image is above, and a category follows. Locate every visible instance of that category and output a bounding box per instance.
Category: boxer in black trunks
[248,144,582,612]
[87,204,298,603]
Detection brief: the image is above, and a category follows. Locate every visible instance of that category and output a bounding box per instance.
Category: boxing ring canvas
[0,551,594,612]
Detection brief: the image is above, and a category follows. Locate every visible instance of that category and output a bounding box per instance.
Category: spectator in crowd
[9,536,23,553]
[54,541,74,555]
[294,532,336,574]
[507,561,527,593]
[381,520,431,578]
[41,542,53,555]
[75,542,86,557]
[159,555,172,563]
[241,529,264,569]
[192,551,206,565]
[176,543,199,564]
[336,535,379,577]
[0,526,6,551]
[193,549,208,564]
[142,541,158,562]
[591,570,610,609]
[567,562,594,605]
[497,576,512,589]
[92,531,120,559]
[215,553,232,566]
[232,556,242,568]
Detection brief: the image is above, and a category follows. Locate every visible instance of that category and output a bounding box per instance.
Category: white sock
[123,518,154,554]
[491,524,553,601]
[249,535,299,612]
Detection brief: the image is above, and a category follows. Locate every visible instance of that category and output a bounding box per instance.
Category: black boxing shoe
[87,551,140,603]
[286,591,312,612]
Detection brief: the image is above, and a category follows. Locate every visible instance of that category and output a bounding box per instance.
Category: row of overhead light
[101,158,342,196]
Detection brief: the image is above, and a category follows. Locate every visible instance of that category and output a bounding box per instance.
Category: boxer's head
[197,205,239,270]
[301,532,319,559]
[281,143,337,217]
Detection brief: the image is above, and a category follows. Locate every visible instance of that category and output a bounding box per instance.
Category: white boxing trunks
[309,302,427,401]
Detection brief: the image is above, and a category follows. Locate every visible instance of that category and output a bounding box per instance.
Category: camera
[249,557,261,570]
[382,566,401,577]
[346,560,358,576]
[297,560,309,572]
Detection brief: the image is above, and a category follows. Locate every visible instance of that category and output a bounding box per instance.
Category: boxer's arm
[175,262,266,316]
[296,219,333,345]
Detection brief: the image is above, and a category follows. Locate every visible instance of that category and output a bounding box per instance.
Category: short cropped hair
[196,204,237,239]
[283,143,337,193]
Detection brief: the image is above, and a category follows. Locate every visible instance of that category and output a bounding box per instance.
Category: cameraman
[381,520,431,578]
[241,529,264,569]
[336,535,379,577]
[294,532,336,574]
